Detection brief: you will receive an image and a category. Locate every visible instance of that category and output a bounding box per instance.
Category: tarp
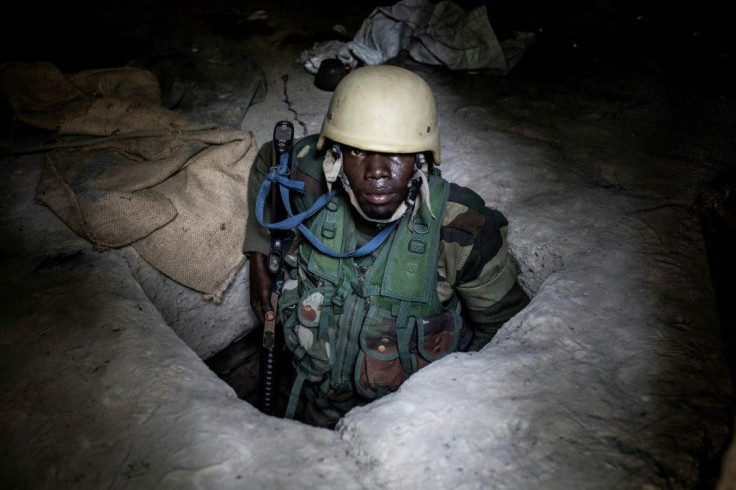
[300,0,534,74]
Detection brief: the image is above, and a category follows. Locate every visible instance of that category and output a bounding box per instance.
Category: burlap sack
[1,62,255,301]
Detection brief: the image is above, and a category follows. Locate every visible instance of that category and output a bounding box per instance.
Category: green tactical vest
[281,171,465,406]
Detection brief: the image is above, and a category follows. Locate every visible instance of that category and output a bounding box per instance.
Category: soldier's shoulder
[293,134,325,182]
[440,183,508,270]
[443,183,508,232]
[256,134,321,160]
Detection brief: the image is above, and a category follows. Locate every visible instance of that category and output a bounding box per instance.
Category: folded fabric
[0,62,256,301]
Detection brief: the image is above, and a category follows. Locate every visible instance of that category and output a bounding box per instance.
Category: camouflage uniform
[245,135,529,427]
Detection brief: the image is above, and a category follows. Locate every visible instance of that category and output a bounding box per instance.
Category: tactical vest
[280,171,465,414]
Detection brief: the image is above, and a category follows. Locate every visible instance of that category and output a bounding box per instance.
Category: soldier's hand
[248,252,273,324]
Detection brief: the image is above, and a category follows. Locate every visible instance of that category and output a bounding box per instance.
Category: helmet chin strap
[405,153,436,228]
[323,145,434,227]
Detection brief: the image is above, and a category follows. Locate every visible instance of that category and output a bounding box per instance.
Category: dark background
[0,0,733,93]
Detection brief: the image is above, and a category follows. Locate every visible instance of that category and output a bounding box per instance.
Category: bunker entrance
[205,326,295,419]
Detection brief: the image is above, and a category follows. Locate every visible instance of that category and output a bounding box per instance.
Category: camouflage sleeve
[464,282,529,351]
[439,184,529,351]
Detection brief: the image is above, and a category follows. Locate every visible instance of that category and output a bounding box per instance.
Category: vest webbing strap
[284,371,307,420]
[395,301,416,376]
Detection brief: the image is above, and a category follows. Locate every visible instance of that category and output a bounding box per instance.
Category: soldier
[245,65,529,428]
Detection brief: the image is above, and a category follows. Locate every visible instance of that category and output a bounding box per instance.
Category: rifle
[258,120,295,416]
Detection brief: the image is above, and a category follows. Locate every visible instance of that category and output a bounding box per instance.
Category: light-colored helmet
[316,65,441,164]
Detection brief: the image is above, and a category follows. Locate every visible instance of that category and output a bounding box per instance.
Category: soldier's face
[341,146,415,220]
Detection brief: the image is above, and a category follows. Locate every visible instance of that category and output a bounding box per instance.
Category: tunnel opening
[204,248,537,426]
[205,325,294,417]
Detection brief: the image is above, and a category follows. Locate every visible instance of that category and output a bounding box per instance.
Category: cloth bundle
[299,0,534,74]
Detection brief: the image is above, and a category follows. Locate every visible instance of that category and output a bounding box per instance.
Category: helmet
[316,65,441,164]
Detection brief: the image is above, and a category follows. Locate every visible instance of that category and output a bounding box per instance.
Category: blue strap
[255,153,335,230]
[254,152,401,258]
